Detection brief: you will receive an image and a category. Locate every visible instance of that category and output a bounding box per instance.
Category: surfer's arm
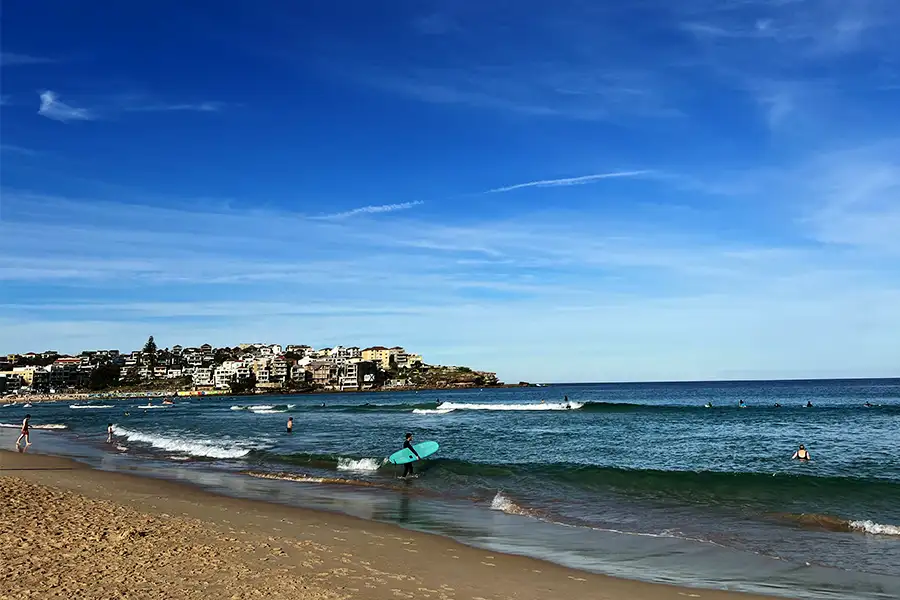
[791,452,798,459]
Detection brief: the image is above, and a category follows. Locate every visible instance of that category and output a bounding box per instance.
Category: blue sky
[2,0,899,382]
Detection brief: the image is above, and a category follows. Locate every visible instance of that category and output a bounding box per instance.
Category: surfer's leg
[403,463,413,478]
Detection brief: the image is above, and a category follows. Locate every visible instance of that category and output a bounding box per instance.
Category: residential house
[290,364,309,383]
[166,368,183,379]
[272,357,289,383]
[193,367,214,387]
[395,353,423,370]
[310,362,338,389]
[153,366,168,379]
[171,345,183,355]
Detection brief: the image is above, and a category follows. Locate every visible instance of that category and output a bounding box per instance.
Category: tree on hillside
[229,373,257,395]
[143,336,158,368]
[89,364,121,390]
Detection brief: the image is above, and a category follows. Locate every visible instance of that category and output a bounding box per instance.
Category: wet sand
[0,451,780,600]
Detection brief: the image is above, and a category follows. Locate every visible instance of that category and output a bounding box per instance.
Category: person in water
[564,395,571,409]
[286,417,293,433]
[15,414,31,450]
[792,444,811,461]
[107,423,113,444]
[806,401,813,408]
[401,432,420,478]
[704,402,713,408]
[774,403,782,408]
[738,399,746,408]
[864,401,873,408]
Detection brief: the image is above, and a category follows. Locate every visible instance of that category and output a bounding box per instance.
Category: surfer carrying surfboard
[401,432,421,478]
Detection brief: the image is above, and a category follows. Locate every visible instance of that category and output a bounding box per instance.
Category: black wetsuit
[402,440,420,477]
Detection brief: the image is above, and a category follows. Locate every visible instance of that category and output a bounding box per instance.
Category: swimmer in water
[792,444,811,461]
[774,403,782,408]
[864,401,873,408]
[738,399,746,408]
[286,416,293,433]
[806,401,813,408]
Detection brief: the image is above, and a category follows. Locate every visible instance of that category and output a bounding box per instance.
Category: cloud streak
[486,171,649,193]
[0,52,55,66]
[124,101,227,113]
[316,201,424,219]
[37,91,95,122]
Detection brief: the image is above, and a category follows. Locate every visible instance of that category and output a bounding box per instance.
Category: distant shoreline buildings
[0,339,498,395]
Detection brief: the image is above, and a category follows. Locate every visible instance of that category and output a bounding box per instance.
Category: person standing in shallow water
[792,445,811,461]
[401,432,420,478]
[107,423,113,443]
[15,414,31,450]
[286,417,293,433]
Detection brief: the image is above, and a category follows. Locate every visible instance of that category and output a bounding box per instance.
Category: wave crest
[110,425,256,459]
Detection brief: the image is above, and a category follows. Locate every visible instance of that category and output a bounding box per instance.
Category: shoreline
[0,449,780,600]
[1,384,529,405]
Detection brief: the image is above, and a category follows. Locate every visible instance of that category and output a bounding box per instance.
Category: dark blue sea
[3,379,899,599]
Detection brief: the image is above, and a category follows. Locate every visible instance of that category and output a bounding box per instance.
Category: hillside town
[0,338,500,397]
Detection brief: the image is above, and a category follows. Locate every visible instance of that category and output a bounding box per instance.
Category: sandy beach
[0,450,781,600]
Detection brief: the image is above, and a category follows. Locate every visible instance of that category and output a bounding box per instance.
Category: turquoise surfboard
[387,441,439,465]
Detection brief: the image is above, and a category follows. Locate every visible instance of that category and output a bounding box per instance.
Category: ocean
[3,379,899,599]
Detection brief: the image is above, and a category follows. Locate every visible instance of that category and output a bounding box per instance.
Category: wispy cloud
[35,91,230,122]
[124,101,227,113]
[0,144,38,156]
[315,201,424,219]
[37,90,95,122]
[0,52,55,66]
[487,171,649,193]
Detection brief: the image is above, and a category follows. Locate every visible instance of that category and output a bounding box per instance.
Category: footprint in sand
[567,576,586,582]
[334,537,347,541]
[481,562,495,567]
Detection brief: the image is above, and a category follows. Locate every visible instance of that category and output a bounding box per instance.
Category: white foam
[115,445,128,451]
[136,404,170,409]
[412,408,456,415]
[251,409,287,414]
[110,425,254,459]
[1,422,67,430]
[490,491,529,516]
[850,520,900,536]
[433,401,582,412]
[337,457,383,472]
[70,404,114,409]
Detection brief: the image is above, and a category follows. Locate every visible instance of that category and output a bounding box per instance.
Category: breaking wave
[336,457,384,472]
[110,425,258,459]
[1,422,67,430]
[70,404,114,409]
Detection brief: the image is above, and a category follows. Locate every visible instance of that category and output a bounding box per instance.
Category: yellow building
[12,366,37,386]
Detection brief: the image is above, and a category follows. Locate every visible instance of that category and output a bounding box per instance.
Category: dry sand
[0,451,780,600]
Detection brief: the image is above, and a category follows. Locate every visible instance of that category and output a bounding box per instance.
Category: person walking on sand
[286,416,293,433]
[107,423,114,443]
[15,414,31,450]
[401,432,420,479]
[792,444,811,461]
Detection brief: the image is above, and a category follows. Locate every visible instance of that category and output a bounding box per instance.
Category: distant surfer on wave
[738,399,746,408]
[792,445,811,461]
[401,432,420,478]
